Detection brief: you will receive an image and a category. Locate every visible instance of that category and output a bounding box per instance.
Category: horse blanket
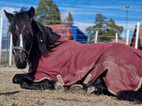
[27,37,142,95]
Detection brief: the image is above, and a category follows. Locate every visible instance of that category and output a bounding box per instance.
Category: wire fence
[0,33,132,66]
[1,37,14,65]
[0,18,141,66]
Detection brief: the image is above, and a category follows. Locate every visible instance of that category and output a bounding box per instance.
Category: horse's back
[30,39,142,95]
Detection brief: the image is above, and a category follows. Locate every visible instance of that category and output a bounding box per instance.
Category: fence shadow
[0,91,20,96]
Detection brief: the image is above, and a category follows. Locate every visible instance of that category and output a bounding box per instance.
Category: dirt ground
[0,67,142,106]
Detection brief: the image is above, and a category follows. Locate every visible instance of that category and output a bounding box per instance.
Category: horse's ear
[28,7,35,19]
[4,10,14,22]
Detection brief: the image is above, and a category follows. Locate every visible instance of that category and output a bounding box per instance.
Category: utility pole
[125,5,130,37]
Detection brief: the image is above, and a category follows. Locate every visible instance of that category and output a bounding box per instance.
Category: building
[130,25,142,50]
[68,25,88,44]
[44,24,88,44]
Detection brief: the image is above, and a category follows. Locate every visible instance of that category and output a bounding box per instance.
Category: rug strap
[57,75,65,86]
[83,73,92,85]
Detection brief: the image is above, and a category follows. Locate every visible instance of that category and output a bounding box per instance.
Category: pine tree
[66,11,74,25]
[35,0,61,25]
[61,11,74,25]
[86,13,123,43]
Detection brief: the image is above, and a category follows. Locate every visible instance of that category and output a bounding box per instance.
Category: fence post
[0,17,3,64]
[95,31,98,43]
[9,33,12,66]
[126,29,129,45]
[135,22,140,49]
[115,33,118,43]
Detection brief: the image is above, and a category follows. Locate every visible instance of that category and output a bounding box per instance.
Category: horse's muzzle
[15,59,27,69]
[14,50,28,69]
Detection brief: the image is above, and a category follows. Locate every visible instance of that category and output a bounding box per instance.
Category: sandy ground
[0,67,142,106]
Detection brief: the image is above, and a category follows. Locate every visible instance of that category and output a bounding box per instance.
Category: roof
[44,24,73,39]
[44,24,88,43]
[68,25,88,43]
[130,25,142,50]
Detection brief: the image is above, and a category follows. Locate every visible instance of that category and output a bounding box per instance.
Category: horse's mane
[31,19,61,54]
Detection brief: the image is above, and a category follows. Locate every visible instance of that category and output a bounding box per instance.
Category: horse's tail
[117,90,142,102]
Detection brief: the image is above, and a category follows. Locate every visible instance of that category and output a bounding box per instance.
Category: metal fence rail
[0,16,140,66]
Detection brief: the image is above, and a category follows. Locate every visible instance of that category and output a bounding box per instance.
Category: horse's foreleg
[13,74,26,84]
[87,77,110,95]
[20,79,56,90]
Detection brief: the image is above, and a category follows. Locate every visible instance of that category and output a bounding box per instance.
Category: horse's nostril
[20,59,23,63]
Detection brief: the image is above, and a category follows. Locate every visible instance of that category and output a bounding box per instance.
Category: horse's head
[4,7,35,69]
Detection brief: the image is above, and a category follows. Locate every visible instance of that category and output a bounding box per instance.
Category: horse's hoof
[87,86,97,94]
[20,81,28,89]
[12,74,26,84]
[13,78,19,84]
[12,75,21,84]
[55,82,64,90]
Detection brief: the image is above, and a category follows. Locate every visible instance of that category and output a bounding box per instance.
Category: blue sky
[0,0,142,39]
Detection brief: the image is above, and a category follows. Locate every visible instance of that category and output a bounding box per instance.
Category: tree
[86,13,123,43]
[35,0,61,25]
[61,11,74,25]
[66,11,74,25]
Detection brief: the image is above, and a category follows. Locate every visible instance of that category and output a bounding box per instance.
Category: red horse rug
[27,37,142,95]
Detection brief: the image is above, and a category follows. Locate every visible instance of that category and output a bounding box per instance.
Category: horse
[4,7,142,102]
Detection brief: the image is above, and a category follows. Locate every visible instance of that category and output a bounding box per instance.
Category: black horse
[4,7,142,102]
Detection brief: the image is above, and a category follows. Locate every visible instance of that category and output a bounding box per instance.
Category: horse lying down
[4,7,142,102]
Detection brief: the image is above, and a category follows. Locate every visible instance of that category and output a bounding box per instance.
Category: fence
[0,17,141,66]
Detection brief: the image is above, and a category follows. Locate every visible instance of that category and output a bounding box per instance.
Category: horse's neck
[32,20,60,44]
[29,20,60,62]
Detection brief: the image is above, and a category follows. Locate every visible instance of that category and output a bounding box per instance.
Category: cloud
[116,21,139,39]
[0,7,20,37]
[0,1,23,7]
[116,21,137,30]
[74,21,94,34]
[60,10,75,24]
[59,3,141,40]
[1,4,140,41]
[59,5,142,22]
[60,12,68,22]
[0,1,37,9]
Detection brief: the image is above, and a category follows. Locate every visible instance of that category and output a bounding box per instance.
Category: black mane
[31,19,61,52]
[30,18,61,61]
